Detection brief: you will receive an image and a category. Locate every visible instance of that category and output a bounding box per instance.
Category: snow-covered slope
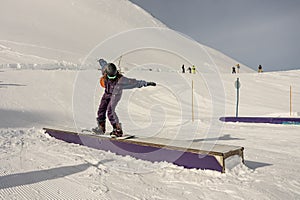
[0,0,164,64]
[0,68,299,199]
[0,0,253,73]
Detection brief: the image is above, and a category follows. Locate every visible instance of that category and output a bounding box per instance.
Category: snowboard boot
[110,123,123,137]
[92,120,106,134]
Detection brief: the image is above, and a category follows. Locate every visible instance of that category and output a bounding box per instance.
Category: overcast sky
[129,0,300,71]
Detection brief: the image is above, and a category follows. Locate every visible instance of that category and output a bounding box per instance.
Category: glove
[146,82,156,86]
[98,59,107,68]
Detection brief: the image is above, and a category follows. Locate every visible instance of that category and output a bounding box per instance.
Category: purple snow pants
[97,93,121,126]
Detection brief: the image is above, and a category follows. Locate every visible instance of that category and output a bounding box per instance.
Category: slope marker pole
[192,79,194,122]
[235,78,241,118]
[290,85,292,116]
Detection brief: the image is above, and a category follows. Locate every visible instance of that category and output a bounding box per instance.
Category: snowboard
[81,129,135,140]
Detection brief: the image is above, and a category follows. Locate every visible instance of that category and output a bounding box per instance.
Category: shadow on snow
[0,83,26,88]
[193,134,244,142]
[245,160,273,170]
[0,160,113,190]
[0,109,53,128]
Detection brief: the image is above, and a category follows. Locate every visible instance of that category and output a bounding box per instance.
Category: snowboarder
[182,64,185,73]
[93,62,156,137]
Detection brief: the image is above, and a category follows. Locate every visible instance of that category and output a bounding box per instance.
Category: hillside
[0,0,253,73]
[0,0,164,64]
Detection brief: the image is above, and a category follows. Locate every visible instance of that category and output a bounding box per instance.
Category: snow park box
[43,128,244,173]
[219,117,300,125]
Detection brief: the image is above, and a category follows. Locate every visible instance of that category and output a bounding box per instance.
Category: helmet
[106,63,118,79]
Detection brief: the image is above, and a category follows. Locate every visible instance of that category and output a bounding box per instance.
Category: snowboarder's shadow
[192,134,244,142]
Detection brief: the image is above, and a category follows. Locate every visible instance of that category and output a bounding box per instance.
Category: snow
[1,0,300,199]
[0,0,166,65]
[1,68,300,199]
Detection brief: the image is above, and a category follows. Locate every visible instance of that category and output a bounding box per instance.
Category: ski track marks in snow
[0,128,110,199]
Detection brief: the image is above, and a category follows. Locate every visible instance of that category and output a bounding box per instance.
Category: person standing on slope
[93,62,156,137]
[232,66,236,74]
[182,64,185,73]
[258,65,263,73]
[187,66,192,73]
[236,64,240,73]
[192,65,196,74]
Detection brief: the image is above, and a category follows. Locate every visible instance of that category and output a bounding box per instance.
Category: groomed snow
[0,68,299,199]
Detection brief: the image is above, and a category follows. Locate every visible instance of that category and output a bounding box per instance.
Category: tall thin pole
[192,80,194,122]
[290,85,292,116]
[236,78,240,118]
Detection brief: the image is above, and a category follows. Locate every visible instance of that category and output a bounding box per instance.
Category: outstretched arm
[119,77,156,89]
